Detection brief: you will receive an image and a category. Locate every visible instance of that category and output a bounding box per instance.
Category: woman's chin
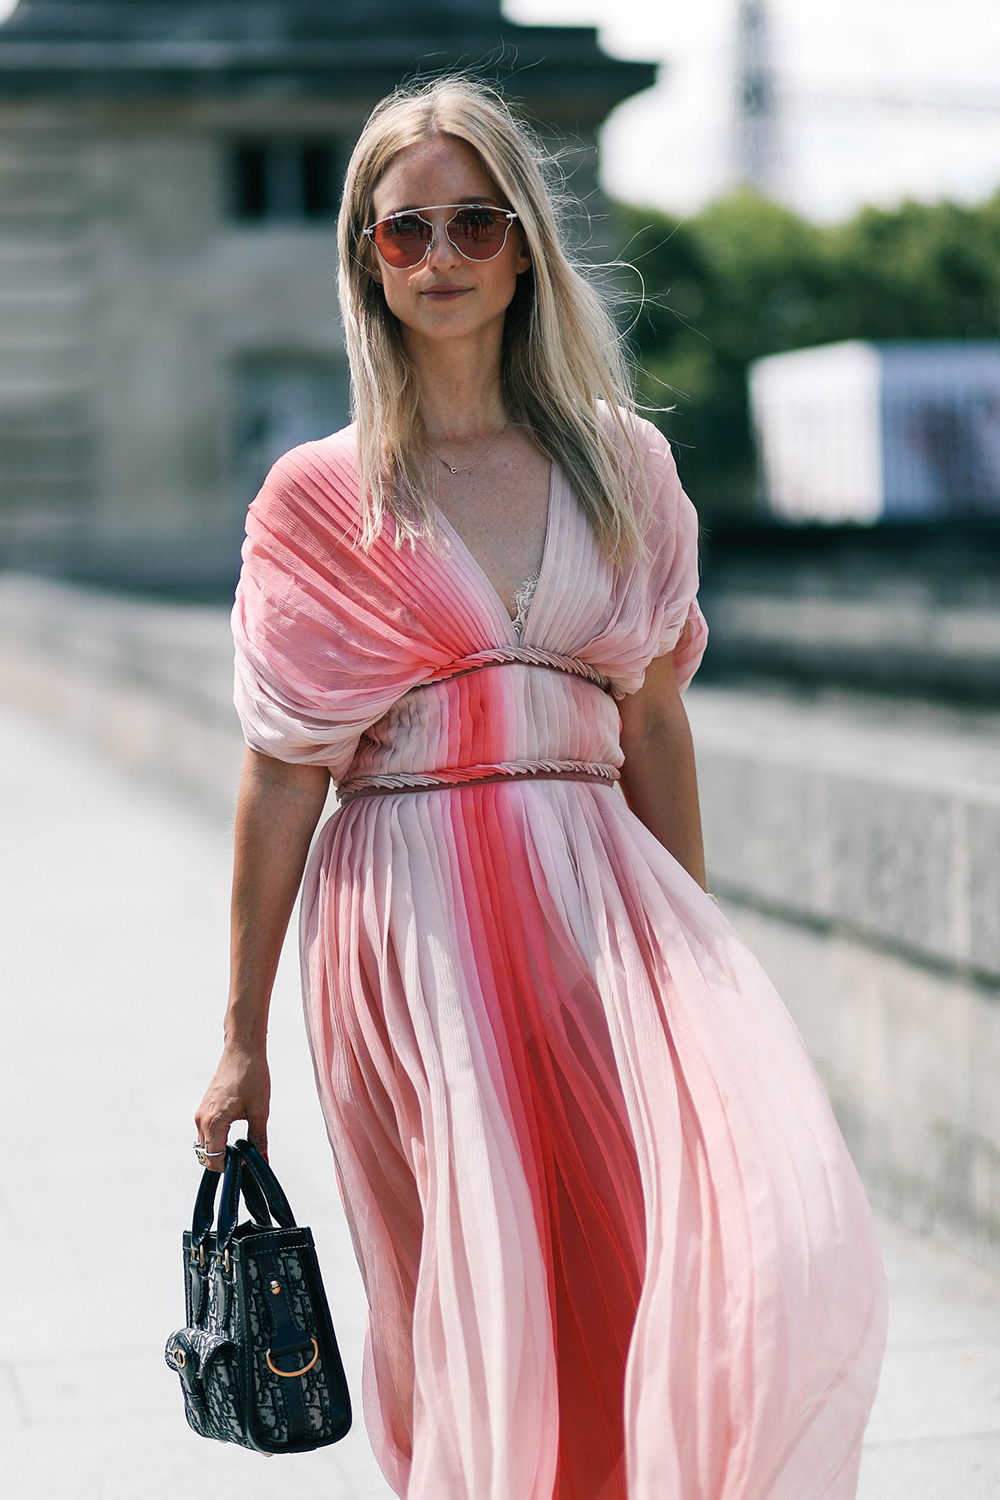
[401,307,509,346]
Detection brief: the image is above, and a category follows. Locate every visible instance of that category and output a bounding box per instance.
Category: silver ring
[193,1142,227,1166]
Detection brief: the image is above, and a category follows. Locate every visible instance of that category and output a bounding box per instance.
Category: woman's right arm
[194,747,331,1169]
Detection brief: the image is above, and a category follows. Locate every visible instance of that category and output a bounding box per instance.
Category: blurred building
[749,340,1000,523]
[0,0,654,587]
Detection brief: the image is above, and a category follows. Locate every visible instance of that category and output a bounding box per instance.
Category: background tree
[615,190,1000,519]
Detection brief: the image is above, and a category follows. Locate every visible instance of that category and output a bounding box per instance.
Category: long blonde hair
[337,75,647,559]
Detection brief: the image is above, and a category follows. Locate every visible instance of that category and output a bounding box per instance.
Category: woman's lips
[421,286,472,300]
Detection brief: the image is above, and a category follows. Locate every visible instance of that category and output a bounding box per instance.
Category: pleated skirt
[300,779,887,1500]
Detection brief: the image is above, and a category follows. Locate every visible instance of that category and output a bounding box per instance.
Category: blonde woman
[196,77,886,1500]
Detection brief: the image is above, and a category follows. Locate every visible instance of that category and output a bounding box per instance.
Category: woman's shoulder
[592,403,688,541]
[247,423,361,534]
[262,422,359,493]
[595,402,676,472]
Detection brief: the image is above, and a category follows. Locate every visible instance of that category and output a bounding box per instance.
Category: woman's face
[368,134,531,351]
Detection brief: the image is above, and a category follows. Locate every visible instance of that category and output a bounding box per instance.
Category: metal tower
[732,0,781,196]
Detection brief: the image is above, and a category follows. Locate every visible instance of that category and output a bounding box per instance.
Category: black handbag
[164,1138,352,1453]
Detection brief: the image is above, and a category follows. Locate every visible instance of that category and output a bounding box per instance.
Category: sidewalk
[0,702,389,1500]
[1,700,998,1499]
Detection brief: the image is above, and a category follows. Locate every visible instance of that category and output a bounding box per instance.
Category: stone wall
[3,571,999,1267]
[697,521,1000,702]
[0,573,243,812]
[0,103,352,582]
[686,687,1000,1270]
[0,2,654,584]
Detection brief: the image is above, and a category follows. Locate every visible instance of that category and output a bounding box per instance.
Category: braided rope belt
[414,644,618,697]
[337,760,619,804]
[336,647,621,805]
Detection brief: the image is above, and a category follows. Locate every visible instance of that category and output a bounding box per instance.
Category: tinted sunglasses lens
[374,214,432,267]
[448,208,509,259]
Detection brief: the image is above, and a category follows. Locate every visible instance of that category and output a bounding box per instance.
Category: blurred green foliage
[614,190,1000,518]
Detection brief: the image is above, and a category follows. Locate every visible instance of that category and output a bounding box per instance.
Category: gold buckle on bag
[265,1337,319,1378]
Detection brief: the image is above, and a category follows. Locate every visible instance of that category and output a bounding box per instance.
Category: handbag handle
[190,1147,272,1251]
[215,1146,243,1257]
[234,1139,297,1228]
[191,1163,223,1250]
[214,1140,299,1258]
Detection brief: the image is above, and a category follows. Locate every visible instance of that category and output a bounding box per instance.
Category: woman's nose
[426,218,462,269]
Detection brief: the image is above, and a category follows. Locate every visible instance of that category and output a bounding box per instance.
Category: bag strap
[191,1165,223,1249]
[213,1140,299,1257]
[215,1145,243,1256]
[191,1147,272,1251]
[239,1161,273,1227]
[234,1138,297,1229]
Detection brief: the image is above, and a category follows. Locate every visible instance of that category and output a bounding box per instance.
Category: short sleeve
[637,420,708,691]
[665,599,709,692]
[231,438,428,777]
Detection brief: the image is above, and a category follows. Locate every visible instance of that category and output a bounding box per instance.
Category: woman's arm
[617,649,708,891]
[194,748,331,1168]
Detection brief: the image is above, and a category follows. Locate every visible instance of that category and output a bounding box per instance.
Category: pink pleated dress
[232,416,887,1500]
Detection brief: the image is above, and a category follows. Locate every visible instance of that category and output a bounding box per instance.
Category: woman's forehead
[372,136,500,216]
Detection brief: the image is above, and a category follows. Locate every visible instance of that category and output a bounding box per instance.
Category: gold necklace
[428,422,508,476]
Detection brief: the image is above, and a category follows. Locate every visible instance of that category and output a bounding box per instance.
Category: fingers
[194,1108,265,1171]
[194,1055,270,1170]
[246,1112,269,1162]
[194,1119,230,1172]
[194,1101,233,1173]
[202,1137,229,1173]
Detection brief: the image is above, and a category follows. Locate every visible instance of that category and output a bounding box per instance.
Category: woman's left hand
[195,1042,271,1170]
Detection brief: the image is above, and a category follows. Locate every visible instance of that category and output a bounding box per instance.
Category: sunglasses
[363,203,520,269]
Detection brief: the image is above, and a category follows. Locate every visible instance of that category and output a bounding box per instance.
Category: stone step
[0,251,91,296]
[0,217,89,250]
[0,291,90,340]
[0,341,88,384]
[0,433,94,485]
[0,387,90,425]
[0,196,86,225]
[0,165,81,200]
[0,483,90,517]
[703,584,1000,701]
[0,148,93,475]
[0,389,94,559]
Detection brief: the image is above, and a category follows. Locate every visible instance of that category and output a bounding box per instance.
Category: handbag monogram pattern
[164,1139,352,1454]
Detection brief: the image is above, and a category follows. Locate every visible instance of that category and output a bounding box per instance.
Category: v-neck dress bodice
[430,455,554,641]
[232,417,886,1500]
[234,444,703,798]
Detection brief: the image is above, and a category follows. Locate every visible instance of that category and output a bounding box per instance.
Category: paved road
[1,702,998,1499]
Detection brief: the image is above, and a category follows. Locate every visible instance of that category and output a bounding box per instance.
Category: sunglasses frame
[363,203,520,269]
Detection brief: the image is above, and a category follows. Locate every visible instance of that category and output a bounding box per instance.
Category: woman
[196,77,886,1500]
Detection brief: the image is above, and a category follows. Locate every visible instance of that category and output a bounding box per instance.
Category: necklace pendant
[428,421,509,479]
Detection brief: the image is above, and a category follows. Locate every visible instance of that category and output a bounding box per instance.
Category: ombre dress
[232,418,886,1500]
